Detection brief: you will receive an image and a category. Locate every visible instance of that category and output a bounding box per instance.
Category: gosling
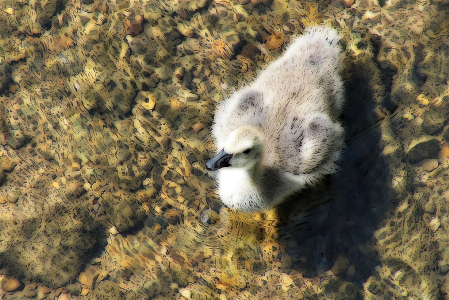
[206,26,345,213]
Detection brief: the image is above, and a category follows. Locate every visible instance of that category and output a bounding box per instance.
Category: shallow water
[1,0,449,299]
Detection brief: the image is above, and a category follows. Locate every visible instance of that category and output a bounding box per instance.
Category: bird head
[206,125,264,171]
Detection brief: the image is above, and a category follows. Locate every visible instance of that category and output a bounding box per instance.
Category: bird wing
[277,113,344,183]
[212,89,265,149]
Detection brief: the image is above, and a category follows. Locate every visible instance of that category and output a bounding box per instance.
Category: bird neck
[245,160,263,180]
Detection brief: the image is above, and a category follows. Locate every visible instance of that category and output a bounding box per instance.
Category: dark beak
[206,149,233,171]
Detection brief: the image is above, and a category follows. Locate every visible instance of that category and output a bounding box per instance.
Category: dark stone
[39,17,52,31]
[422,109,447,134]
[407,138,440,163]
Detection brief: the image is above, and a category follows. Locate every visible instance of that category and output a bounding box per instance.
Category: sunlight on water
[0,0,449,299]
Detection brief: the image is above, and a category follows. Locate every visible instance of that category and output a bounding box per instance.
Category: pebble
[177,23,194,37]
[340,0,354,6]
[161,137,170,147]
[58,292,71,300]
[81,287,90,296]
[0,156,16,171]
[429,218,440,232]
[402,112,414,120]
[125,15,144,35]
[23,288,37,298]
[347,264,356,276]
[192,122,205,133]
[367,280,381,295]
[331,253,350,275]
[241,44,259,58]
[407,137,440,163]
[416,93,430,106]
[70,162,81,171]
[339,282,357,299]
[441,143,449,156]
[283,19,299,34]
[424,200,436,214]
[200,209,219,225]
[170,282,178,290]
[38,285,51,297]
[108,226,119,235]
[280,253,293,268]
[179,288,191,298]
[1,276,22,292]
[154,66,173,81]
[422,109,446,134]
[6,190,19,203]
[137,91,157,110]
[264,32,283,50]
[416,159,438,172]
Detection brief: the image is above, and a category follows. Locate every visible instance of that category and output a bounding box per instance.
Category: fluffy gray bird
[206,26,345,213]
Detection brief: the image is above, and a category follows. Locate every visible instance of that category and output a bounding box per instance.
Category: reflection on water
[1,0,449,298]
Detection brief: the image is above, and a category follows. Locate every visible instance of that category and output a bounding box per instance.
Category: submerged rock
[1,277,22,292]
[406,137,440,163]
[200,208,219,225]
[422,109,447,135]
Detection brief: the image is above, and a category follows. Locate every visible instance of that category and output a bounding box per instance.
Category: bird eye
[243,148,251,154]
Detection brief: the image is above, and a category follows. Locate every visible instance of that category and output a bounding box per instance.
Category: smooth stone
[179,288,191,298]
[154,66,173,81]
[339,282,357,299]
[424,200,436,214]
[347,264,356,276]
[416,159,439,172]
[429,218,440,232]
[331,253,350,275]
[200,209,219,225]
[38,285,51,295]
[192,122,205,133]
[1,277,22,292]
[422,109,446,134]
[407,137,440,163]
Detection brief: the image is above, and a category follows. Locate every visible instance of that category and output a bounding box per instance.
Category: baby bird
[206,26,345,213]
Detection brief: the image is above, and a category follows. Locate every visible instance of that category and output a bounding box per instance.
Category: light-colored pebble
[179,288,191,298]
[192,122,205,133]
[58,292,71,300]
[108,226,119,235]
[1,276,22,292]
[417,159,438,172]
[170,282,178,289]
[38,287,50,295]
[429,218,440,232]
[81,287,90,296]
[417,94,430,106]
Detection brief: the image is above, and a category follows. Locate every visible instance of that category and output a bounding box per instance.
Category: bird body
[207,26,345,212]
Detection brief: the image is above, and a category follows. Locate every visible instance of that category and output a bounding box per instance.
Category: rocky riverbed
[1,0,449,298]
